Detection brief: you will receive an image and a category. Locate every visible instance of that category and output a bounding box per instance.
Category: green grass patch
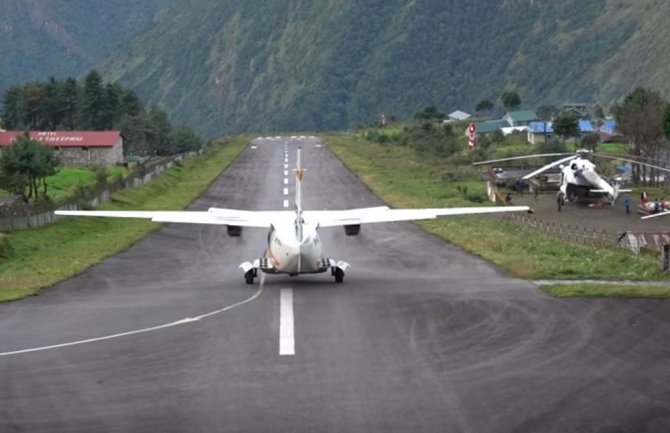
[0,166,128,203]
[0,136,249,302]
[324,133,670,289]
[541,283,670,298]
[46,166,128,202]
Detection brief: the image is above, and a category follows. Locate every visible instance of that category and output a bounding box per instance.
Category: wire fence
[500,211,618,247]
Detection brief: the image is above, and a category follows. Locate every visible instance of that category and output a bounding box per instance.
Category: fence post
[663,245,670,272]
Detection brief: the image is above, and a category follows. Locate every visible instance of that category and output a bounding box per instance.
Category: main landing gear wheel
[333,268,344,283]
[244,269,256,285]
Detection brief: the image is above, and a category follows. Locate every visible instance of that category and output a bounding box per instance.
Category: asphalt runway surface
[1,137,670,432]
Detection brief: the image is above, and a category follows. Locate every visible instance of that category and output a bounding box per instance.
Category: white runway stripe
[279,288,295,355]
[283,199,289,208]
[283,187,289,195]
[284,178,288,185]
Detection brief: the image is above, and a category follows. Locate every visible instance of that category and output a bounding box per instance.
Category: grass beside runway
[541,284,670,298]
[324,133,670,297]
[0,136,249,302]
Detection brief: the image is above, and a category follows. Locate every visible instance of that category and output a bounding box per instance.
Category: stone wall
[55,139,123,166]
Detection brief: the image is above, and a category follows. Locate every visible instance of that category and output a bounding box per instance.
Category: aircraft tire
[334,268,344,283]
[244,270,255,285]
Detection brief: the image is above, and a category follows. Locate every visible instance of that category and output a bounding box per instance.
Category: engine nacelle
[227,225,242,237]
[343,224,361,236]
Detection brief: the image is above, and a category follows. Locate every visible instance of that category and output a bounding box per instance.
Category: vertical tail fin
[294,148,306,241]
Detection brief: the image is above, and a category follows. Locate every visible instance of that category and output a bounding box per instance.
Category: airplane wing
[55,208,293,228]
[308,205,531,227]
[56,205,531,227]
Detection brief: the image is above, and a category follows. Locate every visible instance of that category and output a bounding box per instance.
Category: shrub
[0,233,13,260]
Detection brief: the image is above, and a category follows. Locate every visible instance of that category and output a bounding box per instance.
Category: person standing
[624,195,631,214]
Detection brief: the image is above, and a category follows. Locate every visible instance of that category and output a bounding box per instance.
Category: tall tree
[43,77,62,130]
[614,87,667,185]
[120,89,143,118]
[1,85,27,130]
[100,83,122,129]
[60,77,80,130]
[80,70,105,130]
[553,113,579,145]
[147,105,173,155]
[24,82,45,130]
[475,100,493,113]
[663,103,670,142]
[168,126,203,153]
[501,90,521,112]
[0,134,60,201]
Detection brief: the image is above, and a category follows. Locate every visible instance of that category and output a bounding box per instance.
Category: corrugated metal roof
[448,110,471,120]
[0,131,121,147]
[529,121,554,134]
[578,120,594,132]
[601,119,617,134]
[506,110,538,122]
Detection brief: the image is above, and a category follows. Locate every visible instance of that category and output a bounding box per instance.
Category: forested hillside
[0,0,177,93]
[4,0,670,136]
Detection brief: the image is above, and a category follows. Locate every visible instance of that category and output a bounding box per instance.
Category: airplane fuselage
[267,221,326,275]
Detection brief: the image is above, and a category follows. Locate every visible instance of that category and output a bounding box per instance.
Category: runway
[1,136,670,432]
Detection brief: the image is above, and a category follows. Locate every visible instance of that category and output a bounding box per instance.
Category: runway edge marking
[0,276,265,358]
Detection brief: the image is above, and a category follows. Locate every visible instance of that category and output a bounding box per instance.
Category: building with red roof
[0,131,123,166]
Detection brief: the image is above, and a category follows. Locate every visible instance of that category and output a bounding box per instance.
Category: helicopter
[474,150,670,211]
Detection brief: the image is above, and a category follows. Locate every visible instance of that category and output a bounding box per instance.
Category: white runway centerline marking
[284,170,288,176]
[279,288,295,356]
[283,199,289,208]
[283,187,289,195]
[284,164,288,169]
[284,178,288,185]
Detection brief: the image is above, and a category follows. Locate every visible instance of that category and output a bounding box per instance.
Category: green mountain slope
[5,0,670,136]
[0,0,177,93]
[101,0,670,136]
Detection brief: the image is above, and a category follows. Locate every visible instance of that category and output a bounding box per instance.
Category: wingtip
[527,208,535,214]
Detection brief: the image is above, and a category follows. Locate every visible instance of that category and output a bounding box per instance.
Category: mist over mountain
[3,0,670,137]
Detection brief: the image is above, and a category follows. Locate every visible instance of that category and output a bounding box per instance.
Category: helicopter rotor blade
[521,155,579,180]
[472,153,571,166]
[593,153,670,173]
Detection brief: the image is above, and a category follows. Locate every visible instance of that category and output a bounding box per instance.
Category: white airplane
[56,149,532,284]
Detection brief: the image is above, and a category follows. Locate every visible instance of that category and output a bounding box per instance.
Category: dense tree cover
[414,106,445,121]
[475,100,494,113]
[614,87,669,184]
[0,134,60,201]
[663,104,670,141]
[501,91,521,112]
[1,72,203,156]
